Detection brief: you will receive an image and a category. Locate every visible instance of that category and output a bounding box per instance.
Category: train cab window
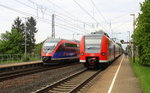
[43,41,58,53]
[85,36,102,53]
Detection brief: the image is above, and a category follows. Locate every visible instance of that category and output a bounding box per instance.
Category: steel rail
[34,69,101,93]
[0,62,79,82]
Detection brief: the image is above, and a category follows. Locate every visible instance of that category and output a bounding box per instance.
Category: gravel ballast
[0,63,85,93]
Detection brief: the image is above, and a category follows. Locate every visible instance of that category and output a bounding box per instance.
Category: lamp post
[127,36,129,42]
[130,14,135,62]
[128,31,130,43]
[130,14,136,32]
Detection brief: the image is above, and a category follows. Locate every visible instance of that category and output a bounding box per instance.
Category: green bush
[133,0,150,65]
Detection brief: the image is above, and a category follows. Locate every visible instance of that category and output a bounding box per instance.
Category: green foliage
[26,17,38,53]
[132,58,150,93]
[0,16,38,56]
[0,29,24,54]
[133,0,150,65]
[22,54,30,62]
[12,17,25,34]
[34,42,43,55]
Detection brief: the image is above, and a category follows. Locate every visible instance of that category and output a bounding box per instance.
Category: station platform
[84,55,143,93]
[0,60,42,69]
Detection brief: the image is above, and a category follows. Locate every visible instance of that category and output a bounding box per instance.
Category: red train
[41,38,80,64]
[80,32,122,69]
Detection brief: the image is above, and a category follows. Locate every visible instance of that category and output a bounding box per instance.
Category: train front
[80,34,105,68]
[41,38,59,64]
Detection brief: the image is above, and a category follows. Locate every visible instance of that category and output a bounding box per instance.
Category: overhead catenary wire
[47,0,92,27]
[0,4,51,24]
[90,0,110,27]
[113,20,131,30]
[72,0,108,32]
[56,16,90,33]
[1,0,110,35]
[57,18,84,30]
[0,3,88,35]
[28,0,92,28]
[15,0,91,33]
[0,4,33,17]
[56,24,85,34]
[13,0,89,33]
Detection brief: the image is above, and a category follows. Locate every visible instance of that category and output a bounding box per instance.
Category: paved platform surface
[84,55,143,93]
[0,60,42,68]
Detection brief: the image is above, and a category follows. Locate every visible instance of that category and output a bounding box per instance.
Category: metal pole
[52,14,55,38]
[130,14,135,62]
[128,31,130,43]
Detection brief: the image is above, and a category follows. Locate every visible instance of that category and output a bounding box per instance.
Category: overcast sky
[0,0,144,48]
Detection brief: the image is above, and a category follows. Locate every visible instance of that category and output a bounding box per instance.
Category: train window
[85,36,102,53]
[65,43,77,48]
[44,43,57,47]
[43,42,58,53]
[57,44,65,52]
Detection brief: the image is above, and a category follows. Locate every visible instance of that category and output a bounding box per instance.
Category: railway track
[0,62,79,82]
[34,69,101,93]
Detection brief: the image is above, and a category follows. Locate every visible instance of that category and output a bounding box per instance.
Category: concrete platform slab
[84,55,143,93]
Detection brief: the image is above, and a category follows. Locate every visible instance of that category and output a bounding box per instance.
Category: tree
[34,42,43,55]
[11,17,25,53]
[0,29,24,54]
[0,16,38,55]
[12,17,25,34]
[133,0,150,65]
[25,17,38,54]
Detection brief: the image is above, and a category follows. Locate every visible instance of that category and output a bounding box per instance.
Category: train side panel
[99,35,109,63]
[80,36,85,62]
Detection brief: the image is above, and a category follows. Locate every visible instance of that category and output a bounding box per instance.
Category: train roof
[84,34,103,37]
[45,38,79,43]
[85,31,109,38]
[45,38,61,43]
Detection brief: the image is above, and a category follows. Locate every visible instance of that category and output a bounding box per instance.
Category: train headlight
[80,53,84,55]
[101,52,106,56]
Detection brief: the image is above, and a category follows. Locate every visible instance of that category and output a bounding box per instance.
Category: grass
[0,57,41,65]
[131,58,150,93]
[0,60,22,65]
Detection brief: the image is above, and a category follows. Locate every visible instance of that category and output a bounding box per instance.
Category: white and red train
[80,32,122,69]
[41,38,80,64]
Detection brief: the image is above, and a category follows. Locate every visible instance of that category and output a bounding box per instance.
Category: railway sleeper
[48,90,67,93]
[60,84,76,87]
[57,85,74,89]
[52,88,71,91]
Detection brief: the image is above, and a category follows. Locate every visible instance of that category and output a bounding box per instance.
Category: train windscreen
[43,41,59,53]
[85,35,102,53]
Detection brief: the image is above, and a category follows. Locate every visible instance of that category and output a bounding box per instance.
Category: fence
[0,54,41,63]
